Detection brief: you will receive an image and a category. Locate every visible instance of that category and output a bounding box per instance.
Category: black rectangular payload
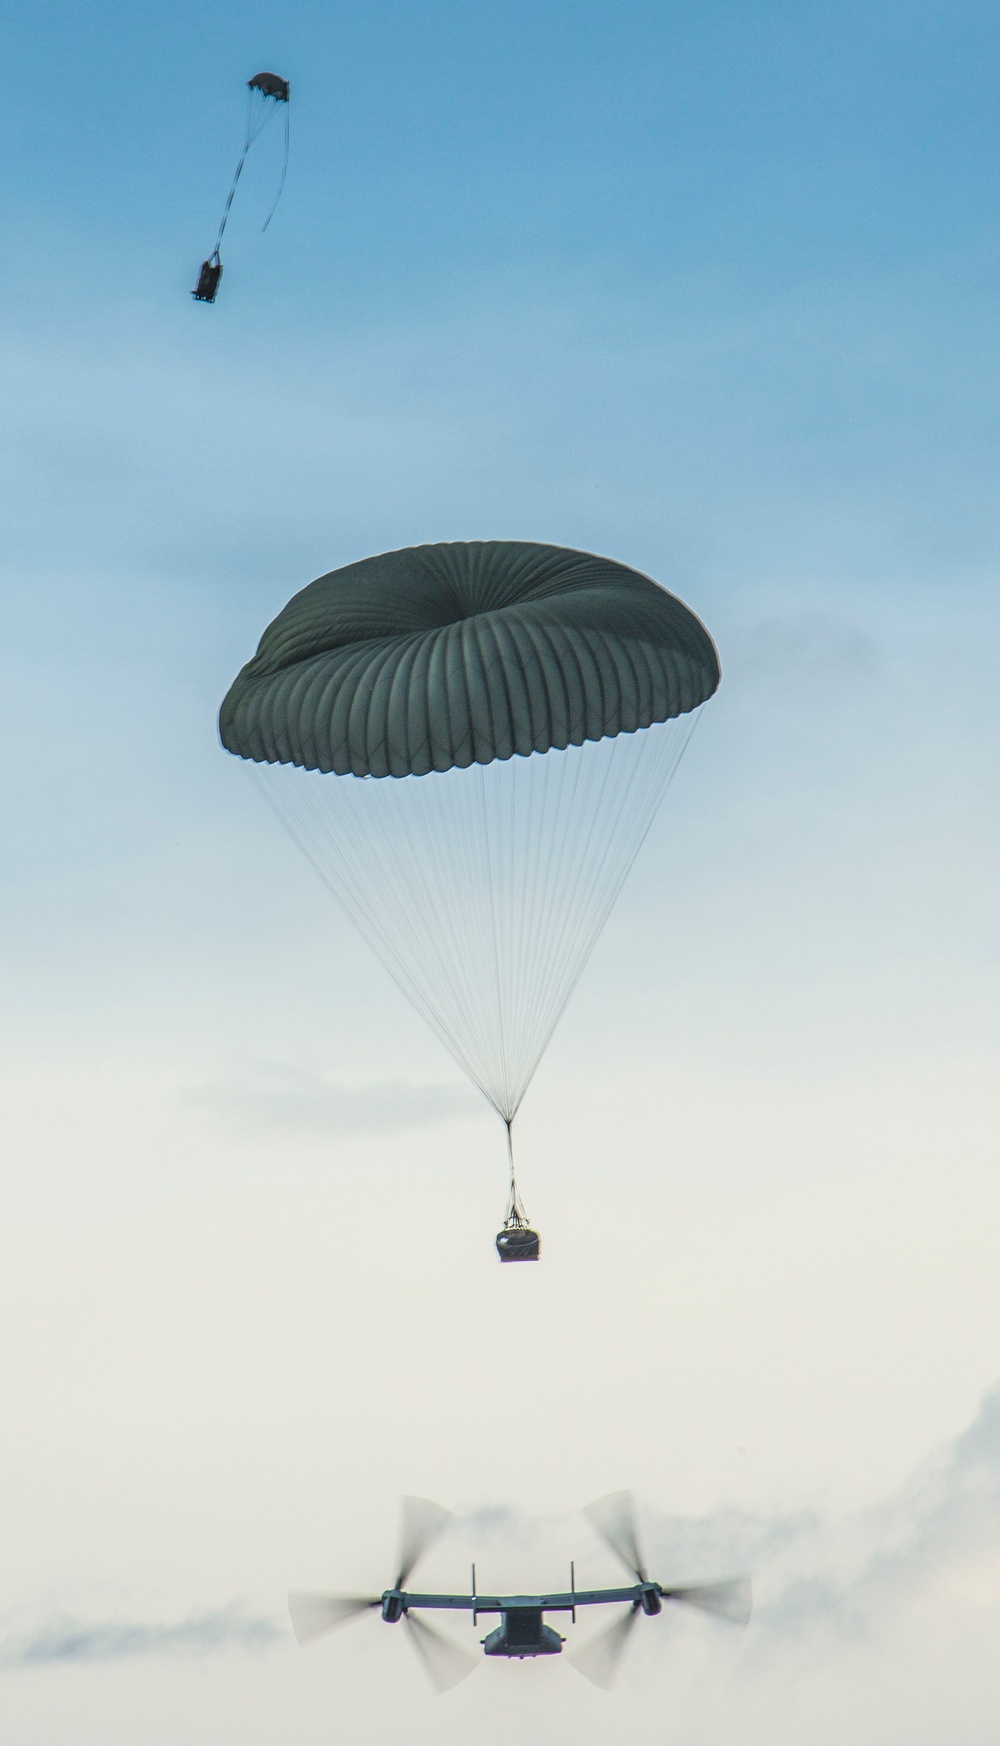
[192,257,222,303]
[495,1224,540,1262]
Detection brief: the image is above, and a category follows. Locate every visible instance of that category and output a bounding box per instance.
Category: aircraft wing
[401,1585,642,1614]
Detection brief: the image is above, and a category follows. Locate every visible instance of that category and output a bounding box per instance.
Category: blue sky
[4,0,999,591]
[1,5,999,1744]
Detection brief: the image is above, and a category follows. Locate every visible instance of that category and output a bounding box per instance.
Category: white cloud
[638,1381,1000,1650]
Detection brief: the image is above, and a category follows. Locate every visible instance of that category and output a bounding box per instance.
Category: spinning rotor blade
[569,1603,640,1690]
[660,1576,753,1626]
[287,1592,380,1644]
[396,1496,453,1589]
[403,1612,477,1694]
[583,1491,648,1583]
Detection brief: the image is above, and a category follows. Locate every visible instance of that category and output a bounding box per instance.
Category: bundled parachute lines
[192,72,290,303]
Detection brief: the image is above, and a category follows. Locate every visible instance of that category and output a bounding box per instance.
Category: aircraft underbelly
[483,1609,563,1658]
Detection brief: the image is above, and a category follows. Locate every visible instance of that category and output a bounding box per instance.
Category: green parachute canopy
[220,541,719,1216]
[218,541,719,776]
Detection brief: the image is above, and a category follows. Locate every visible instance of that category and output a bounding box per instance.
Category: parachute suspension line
[508,725,592,1104]
[212,90,253,258]
[502,1119,529,1229]
[247,713,701,1131]
[249,758,506,1115]
[477,761,513,1119]
[260,100,290,232]
[213,87,283,257]
[512,712,698,1102]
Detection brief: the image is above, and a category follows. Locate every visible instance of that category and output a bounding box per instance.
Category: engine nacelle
[381,1591,404,1623]
[640,1587,662,1616]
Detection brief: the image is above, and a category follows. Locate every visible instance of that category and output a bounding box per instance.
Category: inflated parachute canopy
[249,71,290,101]
[219,540,720,779]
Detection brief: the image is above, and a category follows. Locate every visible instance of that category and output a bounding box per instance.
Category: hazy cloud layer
[0,1606,281,1670]
[643,1382,1000,1646]
[465,1381,1000,1651]
[182,1064,476,1140]
[5,1386,998,1677]
[730,612,882,692]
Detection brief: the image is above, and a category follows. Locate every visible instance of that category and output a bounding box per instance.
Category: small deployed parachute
[249,72,291,101]
[192,72,290,303]
[219,542,720,1249]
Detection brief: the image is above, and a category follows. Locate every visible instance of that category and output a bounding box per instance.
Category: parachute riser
[495,1118,540,1260]
[502,1119,528,1229]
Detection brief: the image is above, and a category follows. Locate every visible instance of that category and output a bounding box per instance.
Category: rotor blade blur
[583,1491,647,1582]
[660,1576,753,1626]
[396,1496,453,1589]
[287,1592,380,1644]
[568,1604,640,1689]
[402,1612,477,1693]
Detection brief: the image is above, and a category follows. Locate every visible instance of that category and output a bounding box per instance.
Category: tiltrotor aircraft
[289,1492,751,1692]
